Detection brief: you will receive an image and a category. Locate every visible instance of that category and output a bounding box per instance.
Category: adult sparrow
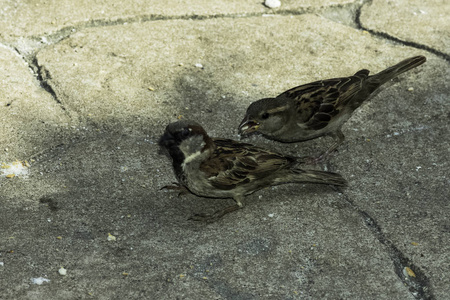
[238,56,426,160]
[159,120,347,221]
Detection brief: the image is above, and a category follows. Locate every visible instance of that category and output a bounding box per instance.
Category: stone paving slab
[360,0,450,55]
[1,131,414,299]
[35,14,431,134]
[337,88,449,300]
[0,45,73,161]
[0,0,355,39]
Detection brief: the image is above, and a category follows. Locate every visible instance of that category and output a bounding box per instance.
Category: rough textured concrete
[0,45,74,161]
[0,1,448,299]
[360,0,450,55]
[0,0,354,39]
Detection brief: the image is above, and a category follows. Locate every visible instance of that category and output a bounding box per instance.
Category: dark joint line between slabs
[339,190,434,300]
[355,2,449,62]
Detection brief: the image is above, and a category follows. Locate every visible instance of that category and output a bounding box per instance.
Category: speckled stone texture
[1,1,448,299]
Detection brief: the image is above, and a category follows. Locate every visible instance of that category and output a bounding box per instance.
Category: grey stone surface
[0,0,354,39]
[360,0,450,55]
[0,45,73,161]
[34,14,431,133]
[1,1,449,299]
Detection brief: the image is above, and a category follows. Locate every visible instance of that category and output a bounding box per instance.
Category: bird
[159,120,347,221]
[238,56,426,161]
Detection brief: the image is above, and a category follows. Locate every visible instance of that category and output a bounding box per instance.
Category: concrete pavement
[1,1,449,299]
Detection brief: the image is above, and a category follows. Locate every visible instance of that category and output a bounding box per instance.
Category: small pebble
[59,267,67,276]
[265,0,281,8]
[31,277,50,285]
[403,267,416,277]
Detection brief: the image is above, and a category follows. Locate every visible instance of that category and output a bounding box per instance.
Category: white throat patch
[183,149,203,164]
[179,135,206,166]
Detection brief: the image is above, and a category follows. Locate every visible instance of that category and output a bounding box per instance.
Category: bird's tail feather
[368,55,426,87]
[290,169,347,186]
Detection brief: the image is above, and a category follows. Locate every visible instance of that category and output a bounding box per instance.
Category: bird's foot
[307,132,344,164]
[160,182,189,197]
[302,155,326,165]
[304,149,338,165]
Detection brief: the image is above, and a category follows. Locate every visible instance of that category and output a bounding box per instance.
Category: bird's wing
[276,71,369,130]
[199,138,294,190]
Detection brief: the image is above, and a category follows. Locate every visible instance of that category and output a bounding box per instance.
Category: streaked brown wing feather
[276,72,369,129]
[200,138,294,190]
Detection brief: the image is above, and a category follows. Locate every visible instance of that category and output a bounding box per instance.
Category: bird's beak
[238,116,260,135]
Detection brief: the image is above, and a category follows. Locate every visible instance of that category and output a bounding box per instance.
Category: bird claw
[160,183,189,197]
[160,182,180,190]
[303,149,339,165]
[298,155,324,165]
[304,131,343,164]
[310,154,328,164]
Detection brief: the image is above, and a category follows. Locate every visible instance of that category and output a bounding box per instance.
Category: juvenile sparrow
[238,56,426,160]
[159,120,347,221]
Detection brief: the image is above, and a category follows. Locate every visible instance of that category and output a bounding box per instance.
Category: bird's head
[159,120,213,164]
[238,98,292,137]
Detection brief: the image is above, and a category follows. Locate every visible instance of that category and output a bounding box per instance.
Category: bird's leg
[189,197,244,222]
[322,129,345,158]
[160,182,190,197]
[309,130,345,164]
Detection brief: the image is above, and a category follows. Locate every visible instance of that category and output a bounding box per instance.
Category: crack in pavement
[338,190,435,300]
[9,46,68,114]
[19,3,355,47]
[355,0,450,62]
[12,0,445,57]
[7,1,446,111]
[30,56,66,111]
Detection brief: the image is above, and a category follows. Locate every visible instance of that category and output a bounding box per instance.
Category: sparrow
[238,56,426,160]
[159,120,347,221]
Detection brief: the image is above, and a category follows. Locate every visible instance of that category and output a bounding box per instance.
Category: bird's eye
[261,112,270,120]
[181,127,190,137]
